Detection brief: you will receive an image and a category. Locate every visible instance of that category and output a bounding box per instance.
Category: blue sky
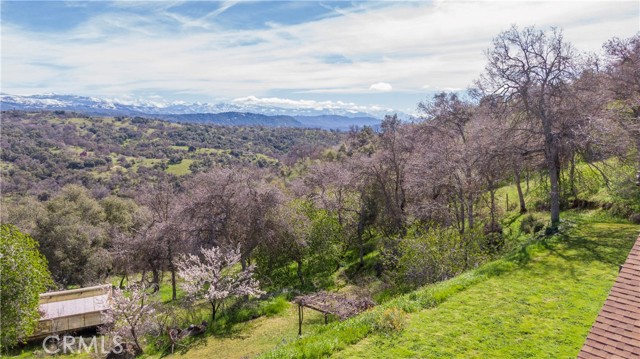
[1,1,638,113]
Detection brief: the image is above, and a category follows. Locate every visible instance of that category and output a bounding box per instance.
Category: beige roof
[40,294,110,319]
[578,235,640,359]
[39,284,112,320]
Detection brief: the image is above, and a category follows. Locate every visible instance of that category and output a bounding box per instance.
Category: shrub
[520,214,545,234]
[607,168,640,219]
[372,308,406,334]
[483,222,504,252]
[261,295,290,317]
[168,156,182,165]
[610,201,634,218]
[396,226,488,287]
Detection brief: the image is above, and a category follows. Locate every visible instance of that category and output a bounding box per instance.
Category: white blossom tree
[101,285,156,354]
[176,246,264,322]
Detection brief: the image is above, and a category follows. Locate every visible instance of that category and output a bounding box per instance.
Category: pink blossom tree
[176,246,264,322]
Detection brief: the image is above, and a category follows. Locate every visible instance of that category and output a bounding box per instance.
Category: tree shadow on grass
[541,226,636,266]
[490,222,638,282]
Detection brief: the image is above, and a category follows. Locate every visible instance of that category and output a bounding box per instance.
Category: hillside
[162,112,304,127]
[257,212,639,358]
[0,111,344,195]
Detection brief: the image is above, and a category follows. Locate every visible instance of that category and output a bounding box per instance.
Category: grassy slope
[161,305,324,359]
[331,214,639,359]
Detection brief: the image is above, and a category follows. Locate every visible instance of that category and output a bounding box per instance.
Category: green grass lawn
[328,216,639,359]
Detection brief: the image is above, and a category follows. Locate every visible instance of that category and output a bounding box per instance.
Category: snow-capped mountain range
[0,93,401,119]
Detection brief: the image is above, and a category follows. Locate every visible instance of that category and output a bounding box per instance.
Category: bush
[520,214,545,234]
[607,168,640,219]
[261,295,290,317]
[483,222,504,252]
[610,201,634,218]
[372,308,406,334]
[168,156,182,165]
[396,226,488,288]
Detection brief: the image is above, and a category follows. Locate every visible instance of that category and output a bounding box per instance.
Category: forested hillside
[2,27,639,359]
[0,111,343,196]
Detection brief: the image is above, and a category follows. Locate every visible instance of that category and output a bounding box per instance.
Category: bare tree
[138,181,187,300]
[302,159,375,267]
[477,26,579,227]
[602,34,640,172]
[303,161,353,227]
[180,168,281,270]
[412,93,484,234]
[366,114,412,236]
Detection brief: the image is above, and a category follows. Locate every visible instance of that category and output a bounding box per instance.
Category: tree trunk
[489,189,496,225]
[357,209,366,268]
[151,268,160,293]
[170,264,177,301]
[569,154,577,198]
[548,148,561,228]
[506,193,509,212]
[296,260,305,287]
[467,194,474,230]
[460,201,466,234]
[119,273,127,289]
[131,328,142,354]
[514,167,527,213]
[636,133,640,182]
[211,301,218,322]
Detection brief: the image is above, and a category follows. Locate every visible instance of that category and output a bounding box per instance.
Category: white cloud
[1,0,638,109]
[369,82,393,92]
[232,95,391,112]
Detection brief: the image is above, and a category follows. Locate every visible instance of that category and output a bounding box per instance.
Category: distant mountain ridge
[0,93,395,129]
[162,112,303,128]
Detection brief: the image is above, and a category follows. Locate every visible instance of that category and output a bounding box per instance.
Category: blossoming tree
[176,246,264,322]
[102,285,156,354]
